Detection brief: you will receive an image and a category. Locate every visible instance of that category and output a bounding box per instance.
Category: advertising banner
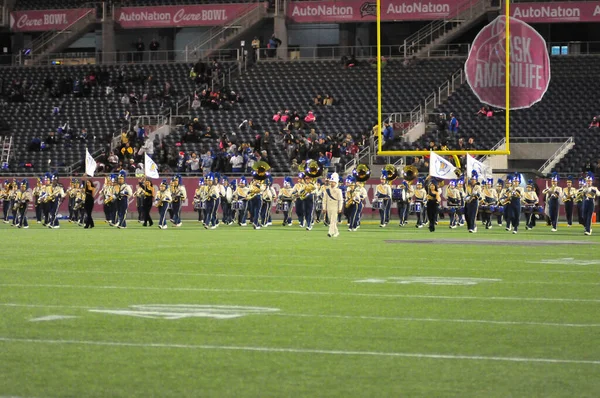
[287,0,476,23]
[10,8,94,32]
[509,2,600,23]
[114,3,260,28]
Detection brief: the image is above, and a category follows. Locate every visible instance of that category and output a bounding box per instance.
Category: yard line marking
[1,303,598,328]
[29,315,77,322]
[1,284,599,303]
[0,337,599,365]
[0,268,599,284]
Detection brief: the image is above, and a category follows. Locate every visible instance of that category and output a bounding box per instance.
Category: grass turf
[0,220,599,397]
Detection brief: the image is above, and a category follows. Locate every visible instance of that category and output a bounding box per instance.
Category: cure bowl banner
[115,3,261,28]
[10,8,94,32]
[509,2,600,23]
[287,0,476,23]
[13,176,561,218]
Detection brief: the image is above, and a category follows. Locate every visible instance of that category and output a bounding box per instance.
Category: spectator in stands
[589,116,599,129]
[28,137,41,152]
[182,125,197,143]
[108,150,119,171]
[383,122,394,150]
[448,113,459,136]
[323,94,334,106]
[268,34,282,58]
[79,128,88,141]
[318,152,330,168]
[230,151,244,173]
[149,38,160,61]
[201,126,218,140]
[305,111,316,124]
[187,152,200,174]
[281,110,290,123]
[141,138,154,159]
[121,93,129,106]
[466,136,477,150]
[176,152,187,172]
[135,38,145,62]
[251,36,260,60]
[476,106,487,117]
[262,131,271,152]
[582,160,596,174]
[201,151,213,174]
[121,143,134,162]
[135,163,144,177]
[273,111,282,122]
[313,95,322,107]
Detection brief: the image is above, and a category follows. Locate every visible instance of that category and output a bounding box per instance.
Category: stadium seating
[395,55,600,173]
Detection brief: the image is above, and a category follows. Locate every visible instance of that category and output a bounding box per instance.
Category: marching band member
[134,178,145,223]
[194,178,206,223]
[170,175,186,227]
[247,178,263,230]
[582,173,599,236]
[278,177,295,226]
[495,179,505,226]
[456,177,466,226]
[74,181,86,226]
[481,178,498,229]
[260,176,276,227]
[39,175,52,226]
[204,173,219,229]
[7,179,18,226]
[66,178,78,223]
[1,179,10,223]
[211,173,223,228]
[155,179,172,229]
[141,177,155,227]
[376,172,392,227]
[101,175,115,224]
[353,180,368,229]
[523,180,540,230]
[412,178,427,228]
[32,178,43,223]
[426,179,441,232]
[314,179,324,224]
[345,176,360,231]
[576,177,586,226]
[15,180,31,228]
[293,173,306,227]
[221,176,233,225]
[115,171,132,229]
[464,171,482,233]
[234,177,249,226]
[562,176,576,227]
[446,180,462,229]
[395,181,411,227]
[338,175,347,224]
[302,175,317,231]
[542,172,562,232]
[83,179,96,229]
[506,174,524,234]
[47,175,66,229]
[323,173,343,238]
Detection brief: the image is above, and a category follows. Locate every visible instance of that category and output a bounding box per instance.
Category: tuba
[384,164,398,182]
[353,164,371,183]
[305,160,323,179]
[403,165,419,183]
[252,161,271,181]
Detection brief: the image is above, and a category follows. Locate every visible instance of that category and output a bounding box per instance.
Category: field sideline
[0,222,599,397]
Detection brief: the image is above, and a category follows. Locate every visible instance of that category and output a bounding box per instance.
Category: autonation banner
[287,0,475,23]
[509,2,600,23]
[10,8,94,32]
[115,3,260,28]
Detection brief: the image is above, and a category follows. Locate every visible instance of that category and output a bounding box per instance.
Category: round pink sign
[465,15,551,110]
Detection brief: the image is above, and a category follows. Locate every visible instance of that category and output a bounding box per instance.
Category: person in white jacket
[323,173,343,238]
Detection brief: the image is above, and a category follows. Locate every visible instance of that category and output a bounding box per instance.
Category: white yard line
[1,284,599,303]
[0,268,598,285]
[0,336,598,365]
[1,303,598,328]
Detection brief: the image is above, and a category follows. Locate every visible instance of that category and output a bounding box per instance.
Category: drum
[314,199,323,212]
[409,202,422,214]
[492,205,504,215]
[277,202,290,212]
[392,189,402,201]
[523,205,535,214]
[372,199,383,209]
[232,200,245,210]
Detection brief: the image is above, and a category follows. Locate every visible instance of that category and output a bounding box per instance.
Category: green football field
[1,220,599,397]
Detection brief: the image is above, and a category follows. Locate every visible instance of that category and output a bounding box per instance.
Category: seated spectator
[589,116,599,129]
[304,111,316,123]
[281,110,290,123]
[476,106,487,117]
[135,163,144,177]
[201,126,217,140]
[466,136,477,150]
[313,95,322,107]
[121,93,129,106]
[121,142,134,161]
[323,94,334,106]
[127,159,137,174]
[318,152,330,167]
[108,151,119,170]
[129,92,139,105]
[191,93,201,110]
[273,111,282,122]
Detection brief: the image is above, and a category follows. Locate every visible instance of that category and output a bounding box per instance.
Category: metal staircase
[1,136,13,166]
[27,4,97,65]
[184,3,267,60]
[400,0,494,59]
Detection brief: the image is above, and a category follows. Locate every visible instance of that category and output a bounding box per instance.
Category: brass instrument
[353,164,370,183]
[384,164,398,182]
[402,165,419,183]
[252,161,271,181]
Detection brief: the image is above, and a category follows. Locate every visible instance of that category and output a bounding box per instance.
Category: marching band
[1,166,598,236]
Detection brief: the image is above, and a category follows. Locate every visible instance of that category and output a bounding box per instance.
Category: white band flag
[466,154,492,180]
[429,151,457,180]
[85,148,97,177]
[145,153,159,179]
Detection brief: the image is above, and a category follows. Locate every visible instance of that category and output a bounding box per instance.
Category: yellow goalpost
[376,0,511,156]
